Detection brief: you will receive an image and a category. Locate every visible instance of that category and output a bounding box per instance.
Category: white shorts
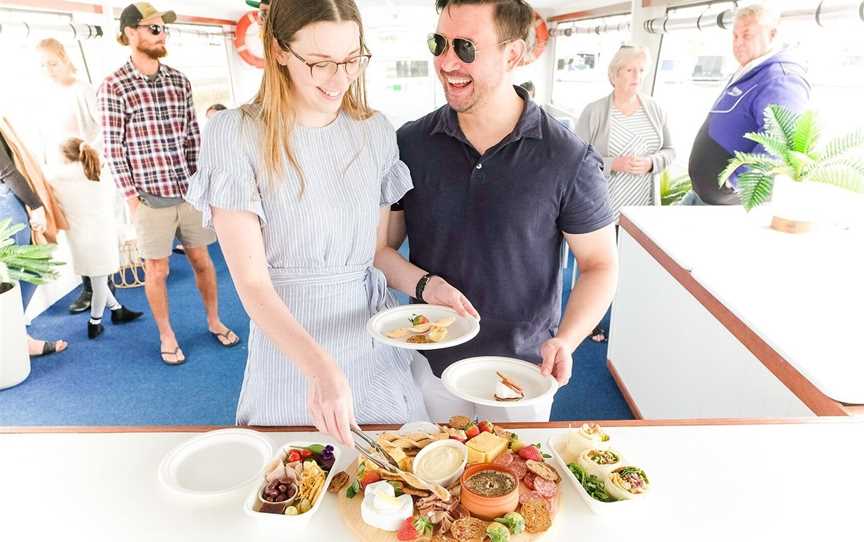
[411,356,553,424]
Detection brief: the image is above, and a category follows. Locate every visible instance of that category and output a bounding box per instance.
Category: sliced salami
[522,472,536,490]
[510,457,528,479]
[533,477,558,499]
[493,452,514,467]
[519,490,543,504]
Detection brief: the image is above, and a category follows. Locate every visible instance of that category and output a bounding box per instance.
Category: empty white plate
[367,305,479,350]
[158,428,272,497]
[441,356,559,407]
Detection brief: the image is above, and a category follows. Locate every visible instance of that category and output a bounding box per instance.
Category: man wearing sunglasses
[98,3,239,365]
[391,0,619,422]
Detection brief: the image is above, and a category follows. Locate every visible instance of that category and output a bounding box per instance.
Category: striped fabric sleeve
[97,80,136,199]
[378,114,413,206]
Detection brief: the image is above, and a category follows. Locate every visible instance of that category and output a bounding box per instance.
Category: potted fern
[719,104,864,233]
[0,218,63,389]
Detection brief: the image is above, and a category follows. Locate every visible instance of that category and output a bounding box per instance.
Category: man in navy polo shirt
[388,0,618,421]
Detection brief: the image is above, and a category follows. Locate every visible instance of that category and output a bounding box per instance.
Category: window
[550,16,630,119]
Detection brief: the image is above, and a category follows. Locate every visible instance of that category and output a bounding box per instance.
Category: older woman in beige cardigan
[575,45,675,218]
[575,45,675,342]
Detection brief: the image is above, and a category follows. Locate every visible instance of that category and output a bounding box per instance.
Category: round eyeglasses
[283,44,371,84]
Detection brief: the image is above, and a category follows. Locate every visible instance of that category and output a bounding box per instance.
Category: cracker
[521,498,552,533]
[526,459,561,482]
[450,517,488,542]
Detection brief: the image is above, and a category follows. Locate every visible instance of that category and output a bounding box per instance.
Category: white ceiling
[132,0,625,22]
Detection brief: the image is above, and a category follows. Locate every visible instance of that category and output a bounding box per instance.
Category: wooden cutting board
[335,460,562,541]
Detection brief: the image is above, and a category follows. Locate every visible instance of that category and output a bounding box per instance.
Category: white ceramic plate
[440,356,558,408]
[367,305,479,350]
[158,428,272,497]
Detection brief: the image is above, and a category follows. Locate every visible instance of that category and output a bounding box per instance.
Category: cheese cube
[466,432,508,464]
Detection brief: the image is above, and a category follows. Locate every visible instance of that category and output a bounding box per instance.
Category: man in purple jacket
[684,4,810,205]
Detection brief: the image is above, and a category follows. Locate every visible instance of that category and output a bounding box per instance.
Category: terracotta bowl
[459,463,520,521]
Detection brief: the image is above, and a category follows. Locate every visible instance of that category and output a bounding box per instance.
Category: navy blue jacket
[689,49,810,205]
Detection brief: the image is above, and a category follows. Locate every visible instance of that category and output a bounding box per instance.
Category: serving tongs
[351,426,401,474]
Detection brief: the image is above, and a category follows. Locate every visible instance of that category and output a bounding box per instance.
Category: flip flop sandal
[31,340,63,357]
[211,330,240,348]
[160,346,187,366]
[590,325,608,344]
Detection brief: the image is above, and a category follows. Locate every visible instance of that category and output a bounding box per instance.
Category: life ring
[234,10,265,69]
[520,10,549,66]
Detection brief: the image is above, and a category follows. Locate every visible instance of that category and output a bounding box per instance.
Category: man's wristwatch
[415,273,436,303]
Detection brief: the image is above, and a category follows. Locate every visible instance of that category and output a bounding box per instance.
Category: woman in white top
[36,38,111,314]
[51,138,142,339]
[575,45,675,343]
[186,0,478,445]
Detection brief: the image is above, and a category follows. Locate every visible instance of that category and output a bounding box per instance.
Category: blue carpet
[0,245,632,425]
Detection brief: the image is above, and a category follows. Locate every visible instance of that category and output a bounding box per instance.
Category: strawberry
[396,517,419,541]
[517,445,542,462]
[465,424,480,439]
[478,420,494,433]
[287,450,301,463]
[299,449,312,459]
[360,470,381,490]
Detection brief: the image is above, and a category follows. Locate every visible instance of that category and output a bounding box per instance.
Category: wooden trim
[1,418,860,434]
[0,0,236,27]
[549,3,631,23]
[607,358,644,419]
[619,215,849,416]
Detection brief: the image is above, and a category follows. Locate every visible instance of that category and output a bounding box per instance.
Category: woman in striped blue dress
[575,45,675,342]
[186,0,477,445]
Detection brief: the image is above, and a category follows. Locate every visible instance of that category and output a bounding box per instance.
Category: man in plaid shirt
[98,2,240,365]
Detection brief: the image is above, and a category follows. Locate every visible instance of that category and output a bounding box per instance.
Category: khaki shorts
[134,201,216,260]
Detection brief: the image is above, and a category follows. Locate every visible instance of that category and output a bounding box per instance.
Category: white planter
[0,281,31,390]
[769,175,816,233]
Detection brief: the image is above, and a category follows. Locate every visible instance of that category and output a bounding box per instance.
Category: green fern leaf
[737,170,775,211]
[762,105,799,148]
[792,110,820,153]
[718,152,781,187]
[822,129,864,161]
[806,162,864,193]
[744,132,791,161]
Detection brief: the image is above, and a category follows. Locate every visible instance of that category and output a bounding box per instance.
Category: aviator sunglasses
[137,24,168,36]
[427,33,513,64]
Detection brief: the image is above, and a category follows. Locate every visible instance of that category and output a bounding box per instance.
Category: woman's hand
[629,156,653,175]
[307,361,357,447]
[421,276,480,319]
[29,206,47,233]
[610,155,632,173]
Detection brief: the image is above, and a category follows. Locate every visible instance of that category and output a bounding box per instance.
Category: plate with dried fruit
[367,305,479,350]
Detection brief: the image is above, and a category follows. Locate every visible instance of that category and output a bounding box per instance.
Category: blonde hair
[36,38,77,74]
[735,4,781,29]
[242,0,373,197]
[60,138,101,182]
[607,45,650,86]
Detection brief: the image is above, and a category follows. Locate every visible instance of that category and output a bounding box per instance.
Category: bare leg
[183,246,237,345]
[143,257,184,363]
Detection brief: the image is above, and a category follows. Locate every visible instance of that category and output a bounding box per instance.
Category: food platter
[158,428,272,498]
[335,417,563,541]
[548,425,651,515]
[367,305,480,350]
[441,357,558,408]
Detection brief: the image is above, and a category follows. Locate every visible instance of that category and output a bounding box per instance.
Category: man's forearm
[556,264,618,349]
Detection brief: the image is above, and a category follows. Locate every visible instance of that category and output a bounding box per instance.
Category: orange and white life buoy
[234,10,265,69]
[520,10,549,66]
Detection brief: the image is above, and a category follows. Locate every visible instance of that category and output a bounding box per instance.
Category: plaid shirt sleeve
[184,78,201,174]
[97,79,136,199]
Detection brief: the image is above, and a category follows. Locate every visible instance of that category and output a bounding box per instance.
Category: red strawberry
[396,517,419,541]
[517,445,542,462]
[360,470,381,490]
[299,449,312,459]
[287,450,301,463]
[478,420,494,433]
[465,424,480,439]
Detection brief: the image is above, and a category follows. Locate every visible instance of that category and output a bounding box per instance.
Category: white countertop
[621,206,864,404]
[0,423,860,541]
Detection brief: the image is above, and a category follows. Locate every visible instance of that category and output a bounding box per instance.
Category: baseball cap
[119,2,177,34]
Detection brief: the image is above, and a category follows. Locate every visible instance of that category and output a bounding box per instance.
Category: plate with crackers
[367,305,480,350]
